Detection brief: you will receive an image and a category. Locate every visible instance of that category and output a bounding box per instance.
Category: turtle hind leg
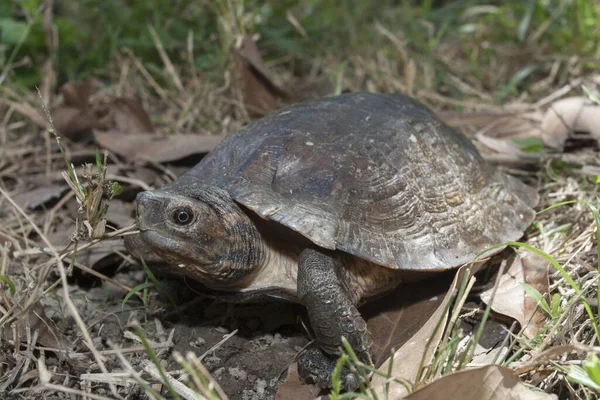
[296,247,373,390]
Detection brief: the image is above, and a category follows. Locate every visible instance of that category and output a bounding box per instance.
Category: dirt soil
[40,256,312,399]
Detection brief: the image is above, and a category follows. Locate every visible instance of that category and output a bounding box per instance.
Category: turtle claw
[297,347,359,392]
[344,373,358,393]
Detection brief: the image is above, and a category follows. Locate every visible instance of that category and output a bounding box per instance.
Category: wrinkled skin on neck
[126,184,266,289]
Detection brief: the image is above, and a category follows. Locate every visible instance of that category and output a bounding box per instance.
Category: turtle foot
[297,347,358,392]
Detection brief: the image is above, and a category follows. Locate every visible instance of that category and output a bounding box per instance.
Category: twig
[142,360,206,400]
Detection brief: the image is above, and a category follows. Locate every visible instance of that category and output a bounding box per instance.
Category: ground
[1,1,600,399]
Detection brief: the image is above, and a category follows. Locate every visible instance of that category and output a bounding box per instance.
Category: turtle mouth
[140,230,218,270]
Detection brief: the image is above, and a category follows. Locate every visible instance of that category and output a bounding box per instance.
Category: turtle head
[126,185,265,288]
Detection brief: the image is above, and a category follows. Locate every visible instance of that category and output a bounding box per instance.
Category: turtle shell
[170,92,537,271]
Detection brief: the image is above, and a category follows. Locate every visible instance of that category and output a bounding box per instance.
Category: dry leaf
[94,131,224,163]
[104,199,135,228]
[475,133,528,156]
[439,110,546,164]
[480,252,549,339]
[52,79,106,140]
[48,229,126,272]
[2,302,68,351]
[362,273,452,367]
[439,111,544,140]
[275,363,318,400]
[540,96,600,149]
[11,184,68,210]
[52,106,102,140]
[403,365,557,400]
[469,319,510,366]
[76,240,126,272]
[372,262,484,398]
[107,97,155,133]
[236,36,295,117]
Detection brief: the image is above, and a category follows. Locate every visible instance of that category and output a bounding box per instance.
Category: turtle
[125,92,538,389]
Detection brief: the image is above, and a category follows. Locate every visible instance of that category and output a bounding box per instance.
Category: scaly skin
[125,93,539,391]
[126,186,392,389]
[297,248,373,389]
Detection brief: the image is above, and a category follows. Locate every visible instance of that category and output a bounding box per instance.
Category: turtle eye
[172,207,194,225]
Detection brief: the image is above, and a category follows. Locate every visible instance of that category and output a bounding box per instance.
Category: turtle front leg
[296,248,373,390]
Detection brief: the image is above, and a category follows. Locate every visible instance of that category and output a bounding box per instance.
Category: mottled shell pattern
[168,92,537,271]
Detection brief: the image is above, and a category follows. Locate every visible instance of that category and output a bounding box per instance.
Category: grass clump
[1,0,599,103]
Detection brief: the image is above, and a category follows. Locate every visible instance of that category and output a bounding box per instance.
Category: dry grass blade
[141,360,205,400]
[403,365,557,400]
[148,25,184,92]
[480,252,550,339]
[372,262,484,397]
[0,187,122,399]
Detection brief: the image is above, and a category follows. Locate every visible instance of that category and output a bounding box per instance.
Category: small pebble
[228,367,248,381]
[203,355,222,368]
[189,337,206,347]
[215,326,229,334]
[212,367,225,378]
[255,379,267,397]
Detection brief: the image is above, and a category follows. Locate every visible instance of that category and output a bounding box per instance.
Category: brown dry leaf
[540,96,600,149]
[474,133,528,156]
[61,77,96,107]
[107,97,155,133]
[480,252,549,339]
[94,131,224,163]
[75,240,127,272]
[52,78,106,140]
[403,365,557,400]
[440,110,546,161]
[236,36,296,117]
[2,302,68,351]
[372,263,484,398]
[48,228,126,272]
[274,363,318,400]
[11,183,68,210]
[104,199,135,228]
[362,273,452,367]
[439,111,544,140]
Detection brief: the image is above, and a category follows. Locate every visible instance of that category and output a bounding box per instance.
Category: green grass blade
[134,325,182,400]
[140,256,178,308]
[122,281,153,309]
[536,200,577,214]
[0,274,16,295]
[581,201,600,323]
[503,241,600,342]
[521,282,552,316]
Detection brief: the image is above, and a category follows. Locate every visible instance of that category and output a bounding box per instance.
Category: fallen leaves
[275,363,318,400]
[51,78,107,140]
[372,263,484,398]
[363,273,451,367]
[94,132,224,163]
[403,365,557,400]
[540,96,600,149]
[235,36,296,117]
[1,301,67,351]
[442,93,600,162]
[11,183,68,210]
[480,252,550,339]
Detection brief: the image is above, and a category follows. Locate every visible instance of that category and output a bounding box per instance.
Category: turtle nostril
[134,191,154,219]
